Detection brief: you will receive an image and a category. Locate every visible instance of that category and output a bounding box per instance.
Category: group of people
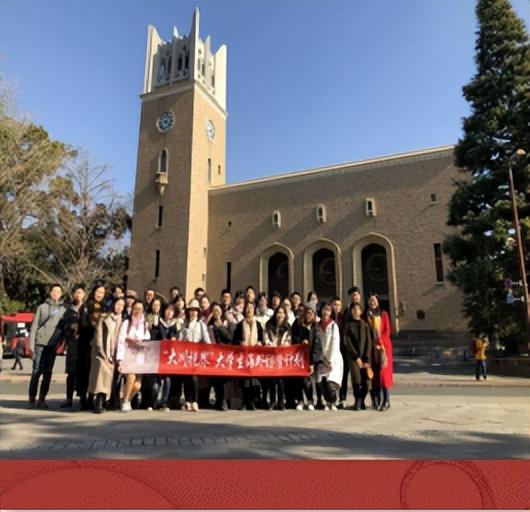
[27,282,394,414]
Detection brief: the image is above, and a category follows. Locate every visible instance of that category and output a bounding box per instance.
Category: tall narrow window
[208,158,212,182]
[226,262,232,291]
[155,250,160,279]
[434,243,444,282]
[158,61,166,79]
[177,55,183,71]
[158,205,163,227]
[159,149,167,173]
[167,57,172,74]
[185,54,189,68]
[218,164,221,176]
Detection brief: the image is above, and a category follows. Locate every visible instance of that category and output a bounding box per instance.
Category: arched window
[158,149,168,173]
[312,248,337,302]
[158,60,166,80]
[268,252,289,299]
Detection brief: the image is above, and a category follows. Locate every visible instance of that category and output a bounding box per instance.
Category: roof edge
[210,145,454,194]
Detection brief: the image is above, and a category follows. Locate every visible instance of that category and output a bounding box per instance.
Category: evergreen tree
[444,0,530,350]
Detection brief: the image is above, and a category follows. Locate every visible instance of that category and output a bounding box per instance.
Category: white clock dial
[206,119,216,141]
[156,111,174,133]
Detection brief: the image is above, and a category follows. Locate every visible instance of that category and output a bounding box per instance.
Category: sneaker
[331,404,338,411]
[185,402,192,411]
[161,406,171,412]
[295,403,304,411]
[191,402,199,412]
[307,403,315,411]
[323,405,330,411]
[121,400,132,412]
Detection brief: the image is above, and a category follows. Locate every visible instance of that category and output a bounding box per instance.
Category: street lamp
[507,148,530,350]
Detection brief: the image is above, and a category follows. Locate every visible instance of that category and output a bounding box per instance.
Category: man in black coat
[343,302,373,411]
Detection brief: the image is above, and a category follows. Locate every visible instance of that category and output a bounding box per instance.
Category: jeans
[154,376,172,407]
[12,353,24,370]
[475,360,487,380]
[28,345,57,401]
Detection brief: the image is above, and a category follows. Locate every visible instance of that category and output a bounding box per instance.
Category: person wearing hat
[124,290,138,320]
[232,301,264,410]
[177,299,211,412]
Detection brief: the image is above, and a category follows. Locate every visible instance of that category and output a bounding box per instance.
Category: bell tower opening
[128,8,227,298]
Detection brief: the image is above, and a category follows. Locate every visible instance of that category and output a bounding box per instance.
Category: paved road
[1,358,529,460]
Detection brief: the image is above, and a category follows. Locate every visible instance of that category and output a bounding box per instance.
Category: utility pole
[508,148,530,351]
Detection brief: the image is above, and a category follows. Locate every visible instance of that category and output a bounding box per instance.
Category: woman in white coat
[316,304,343,411]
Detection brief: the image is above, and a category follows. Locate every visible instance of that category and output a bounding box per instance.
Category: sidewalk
[1,355,528,387]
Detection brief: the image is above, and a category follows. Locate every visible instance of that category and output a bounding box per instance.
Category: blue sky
[1,0,529,197]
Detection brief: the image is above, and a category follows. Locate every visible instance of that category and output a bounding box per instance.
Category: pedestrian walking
[12,337,25,370]
[472,334,489,381]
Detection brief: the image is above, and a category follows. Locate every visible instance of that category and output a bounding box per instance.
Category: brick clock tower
[128,8,227,299]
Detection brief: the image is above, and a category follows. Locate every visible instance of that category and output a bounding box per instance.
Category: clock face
[206,119,216,141]
[156,111,174,133]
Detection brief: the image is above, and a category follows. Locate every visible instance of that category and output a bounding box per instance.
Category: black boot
[80,395,94,411]
[379,401,390,411]
[371,390,380,410]
[94,394,105,414]
[353,385,361,411]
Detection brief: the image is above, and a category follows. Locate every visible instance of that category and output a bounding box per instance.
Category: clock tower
[128,8,227,299]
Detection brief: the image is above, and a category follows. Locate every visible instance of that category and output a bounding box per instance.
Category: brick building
[128,9,467,334]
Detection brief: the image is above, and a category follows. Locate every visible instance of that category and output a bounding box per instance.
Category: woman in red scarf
[366,295,393,411]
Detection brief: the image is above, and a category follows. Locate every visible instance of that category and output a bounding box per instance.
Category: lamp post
[507,148,530,350]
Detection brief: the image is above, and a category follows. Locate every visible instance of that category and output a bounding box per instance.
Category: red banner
[120,340,311,377]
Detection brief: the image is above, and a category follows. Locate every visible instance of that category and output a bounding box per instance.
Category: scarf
[128,313,146,336]
[242,318,258,346]
[319,318,333,332]
[106,314,122,360]
[367,309,382,339]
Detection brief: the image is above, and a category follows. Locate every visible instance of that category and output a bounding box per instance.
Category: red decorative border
[0,460,528,509]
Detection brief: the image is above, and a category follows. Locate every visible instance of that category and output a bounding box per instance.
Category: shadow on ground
[1,398,528,460]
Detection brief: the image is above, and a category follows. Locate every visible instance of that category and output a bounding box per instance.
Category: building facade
[128,10,467,334]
